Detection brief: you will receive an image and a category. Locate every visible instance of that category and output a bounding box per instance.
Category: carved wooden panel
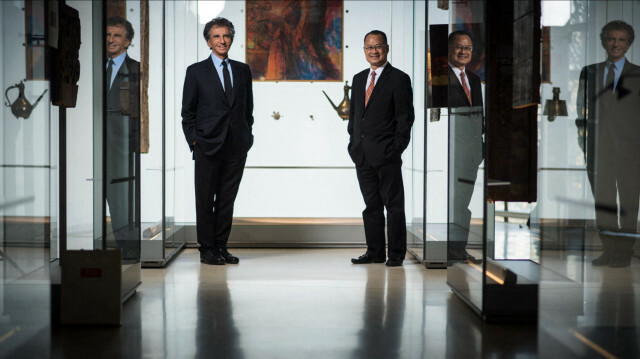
[485,0,539,202]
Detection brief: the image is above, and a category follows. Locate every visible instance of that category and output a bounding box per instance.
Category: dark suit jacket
[348,63,414,168]
[448,68,482,108]
[107,55,139,157]
[576,59,640,170]
[181,57,254,157]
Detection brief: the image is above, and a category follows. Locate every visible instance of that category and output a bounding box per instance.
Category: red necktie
[365,71,376,106]
[460,71,472,105]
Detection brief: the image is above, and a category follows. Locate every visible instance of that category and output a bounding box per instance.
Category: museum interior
[1,0,639,358]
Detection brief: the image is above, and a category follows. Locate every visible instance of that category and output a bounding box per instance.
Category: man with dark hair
[577,20,640,268]
[348,30,414,267]
[203,17,235,42]
[446,30,484,264]
[600,20,635,48]
[182,17,254,265]
[105,16,140,260]
[107,16,135,44]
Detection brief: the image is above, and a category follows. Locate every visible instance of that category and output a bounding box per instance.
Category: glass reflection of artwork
[246,0,343,81]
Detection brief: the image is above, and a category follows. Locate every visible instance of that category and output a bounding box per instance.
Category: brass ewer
[322,81,351,120]
[4,80,48,119]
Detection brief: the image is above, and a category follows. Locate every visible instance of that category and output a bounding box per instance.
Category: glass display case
[139,0,187,267]
[61,0,186,269]
[435,0,541,321]
[407,0,428,264]
[537,0,640,356]
[1,0,53,355]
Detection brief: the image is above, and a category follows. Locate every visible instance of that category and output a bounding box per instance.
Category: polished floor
[47,248,538,359]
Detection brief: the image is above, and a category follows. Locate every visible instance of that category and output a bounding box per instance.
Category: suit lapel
[448,70,469,106]
[614,60,635,100]
[355,71,367,114]
[230,60,241,106]
[204,58,228,105]
[365,65,391,110]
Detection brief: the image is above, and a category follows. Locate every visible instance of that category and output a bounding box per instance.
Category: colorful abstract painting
[246,0,343,81]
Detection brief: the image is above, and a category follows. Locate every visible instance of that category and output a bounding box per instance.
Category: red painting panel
[246,0,343,81]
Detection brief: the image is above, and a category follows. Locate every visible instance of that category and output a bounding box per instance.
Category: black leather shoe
[385,258,403,267]
[592,253,613,266]
[465,253,482,265]
[351,253,385,264]
[200,250,226,265]
[217,247,239,264]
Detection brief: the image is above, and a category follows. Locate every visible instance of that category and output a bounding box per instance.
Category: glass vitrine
[139,0,187,267]
[537,1,640,357]
[1,0,53,355]
[438,0,541,321]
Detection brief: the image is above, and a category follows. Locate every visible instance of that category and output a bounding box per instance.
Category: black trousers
[356,161,406,260]
[448,112,483,258]
[448,157,480,257]
[194,146,246,252]
[106,113,139,258]
[106,150,138,254]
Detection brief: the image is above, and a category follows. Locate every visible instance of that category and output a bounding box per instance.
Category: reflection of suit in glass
[576,58,640,263]
[447,68,483,258]
[106,54,140,257]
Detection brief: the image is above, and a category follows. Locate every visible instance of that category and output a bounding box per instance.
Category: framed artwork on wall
[541,26,551,83]
[246,0,343,81]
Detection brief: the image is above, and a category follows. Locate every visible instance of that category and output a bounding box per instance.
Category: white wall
[1,1,52,219]
[165,0,199,225]
[173,0,421,221]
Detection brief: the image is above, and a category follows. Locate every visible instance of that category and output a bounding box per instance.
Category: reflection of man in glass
[447,31,483,264]
[576,20,640,268]
[106,16,140,258]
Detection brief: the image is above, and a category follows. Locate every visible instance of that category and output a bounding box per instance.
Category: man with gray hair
[576,20,640,268]
[105,16,140,260]
[182,17,254,265]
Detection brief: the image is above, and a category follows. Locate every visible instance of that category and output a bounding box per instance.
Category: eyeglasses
[449,45,473,52]
[363,45,387,51]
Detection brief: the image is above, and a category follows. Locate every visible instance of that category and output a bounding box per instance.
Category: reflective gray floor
[50,248,537,358]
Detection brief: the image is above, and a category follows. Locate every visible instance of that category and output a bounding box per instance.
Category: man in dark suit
[182,17,254,265]
[447,30,484,264]
[348,30,414,267]
[106,17,140,259]
[576,20,640,268]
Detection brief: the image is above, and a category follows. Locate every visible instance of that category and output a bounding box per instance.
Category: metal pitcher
[323,81,351,120]
[4,80,48,119]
